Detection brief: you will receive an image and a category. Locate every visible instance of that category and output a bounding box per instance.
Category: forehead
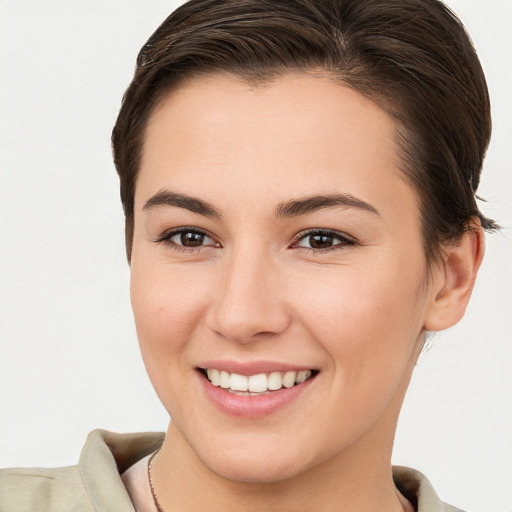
[137,72,417,222]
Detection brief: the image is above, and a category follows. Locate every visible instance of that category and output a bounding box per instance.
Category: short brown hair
[112,0,497,263]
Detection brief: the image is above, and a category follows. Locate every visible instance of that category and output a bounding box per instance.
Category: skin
[127,73,484,512]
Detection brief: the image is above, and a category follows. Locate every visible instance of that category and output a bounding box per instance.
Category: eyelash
[290,228,356,254]
[154,227,219,253]
[154,227,355,254]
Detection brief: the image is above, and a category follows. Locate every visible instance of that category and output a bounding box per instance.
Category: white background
[0,1,510,510]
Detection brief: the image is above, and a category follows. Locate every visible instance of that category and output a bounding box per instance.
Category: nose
[205,246,291,343]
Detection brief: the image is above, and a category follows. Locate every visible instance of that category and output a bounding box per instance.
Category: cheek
[290,259,427,374]
[129,261,210,377]
[289,263,427,443]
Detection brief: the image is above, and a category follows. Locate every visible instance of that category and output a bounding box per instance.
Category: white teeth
[207,368,220,386]
[248,373,268,392]
[204,368,314,392]
[267,371,282,391]
[230,373,248,391]
[219,370,231,389]
[296,370,310,383]
[282,371,296,388]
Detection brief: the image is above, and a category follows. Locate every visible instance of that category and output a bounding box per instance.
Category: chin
[194,436,318,484]
[207,454,307,484]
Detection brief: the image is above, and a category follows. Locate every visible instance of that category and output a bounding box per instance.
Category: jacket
[0,429,463,511]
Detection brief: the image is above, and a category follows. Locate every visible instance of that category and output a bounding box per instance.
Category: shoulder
[0,465,90,512]
[393,466,466,512]
[0,429,164,512]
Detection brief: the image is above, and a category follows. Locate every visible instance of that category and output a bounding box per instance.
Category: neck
[152,419,407,512]
[150,341,422,512]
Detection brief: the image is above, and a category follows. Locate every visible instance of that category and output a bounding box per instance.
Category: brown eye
[308,234,335,249]
[294,230,354,251]
[164,229,216,248]
[180,231,206,247]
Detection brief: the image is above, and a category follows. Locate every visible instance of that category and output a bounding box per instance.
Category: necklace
[147,448,412,512]
[147,448,165,512]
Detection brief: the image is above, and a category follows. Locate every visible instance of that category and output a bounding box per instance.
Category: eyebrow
[143,190,222,218]
[142,190,380,219]
[275,193,380,218]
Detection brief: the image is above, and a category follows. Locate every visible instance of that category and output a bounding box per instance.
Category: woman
[0,0,507,510]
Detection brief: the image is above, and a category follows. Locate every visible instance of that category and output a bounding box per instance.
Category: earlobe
[424,220,485,332]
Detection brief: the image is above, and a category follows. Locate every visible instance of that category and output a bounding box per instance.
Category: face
[130,73,439,483]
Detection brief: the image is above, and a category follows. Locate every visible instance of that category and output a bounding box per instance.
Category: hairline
[125,67,456,273]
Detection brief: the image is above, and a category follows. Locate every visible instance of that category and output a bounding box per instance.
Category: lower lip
[198,371,316,419]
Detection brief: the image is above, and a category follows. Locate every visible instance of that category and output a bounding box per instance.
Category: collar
[79,429,462,512]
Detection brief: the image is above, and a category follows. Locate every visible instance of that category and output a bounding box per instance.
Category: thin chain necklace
[147,448,165,512]
[147,448,412,512]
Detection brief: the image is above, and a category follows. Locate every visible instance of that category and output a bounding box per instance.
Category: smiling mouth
[198,368,318,396]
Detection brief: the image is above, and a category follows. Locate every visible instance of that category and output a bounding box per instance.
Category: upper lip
[197,360,317,376]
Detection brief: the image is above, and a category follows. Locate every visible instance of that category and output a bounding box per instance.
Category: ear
[424,218,485,332]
